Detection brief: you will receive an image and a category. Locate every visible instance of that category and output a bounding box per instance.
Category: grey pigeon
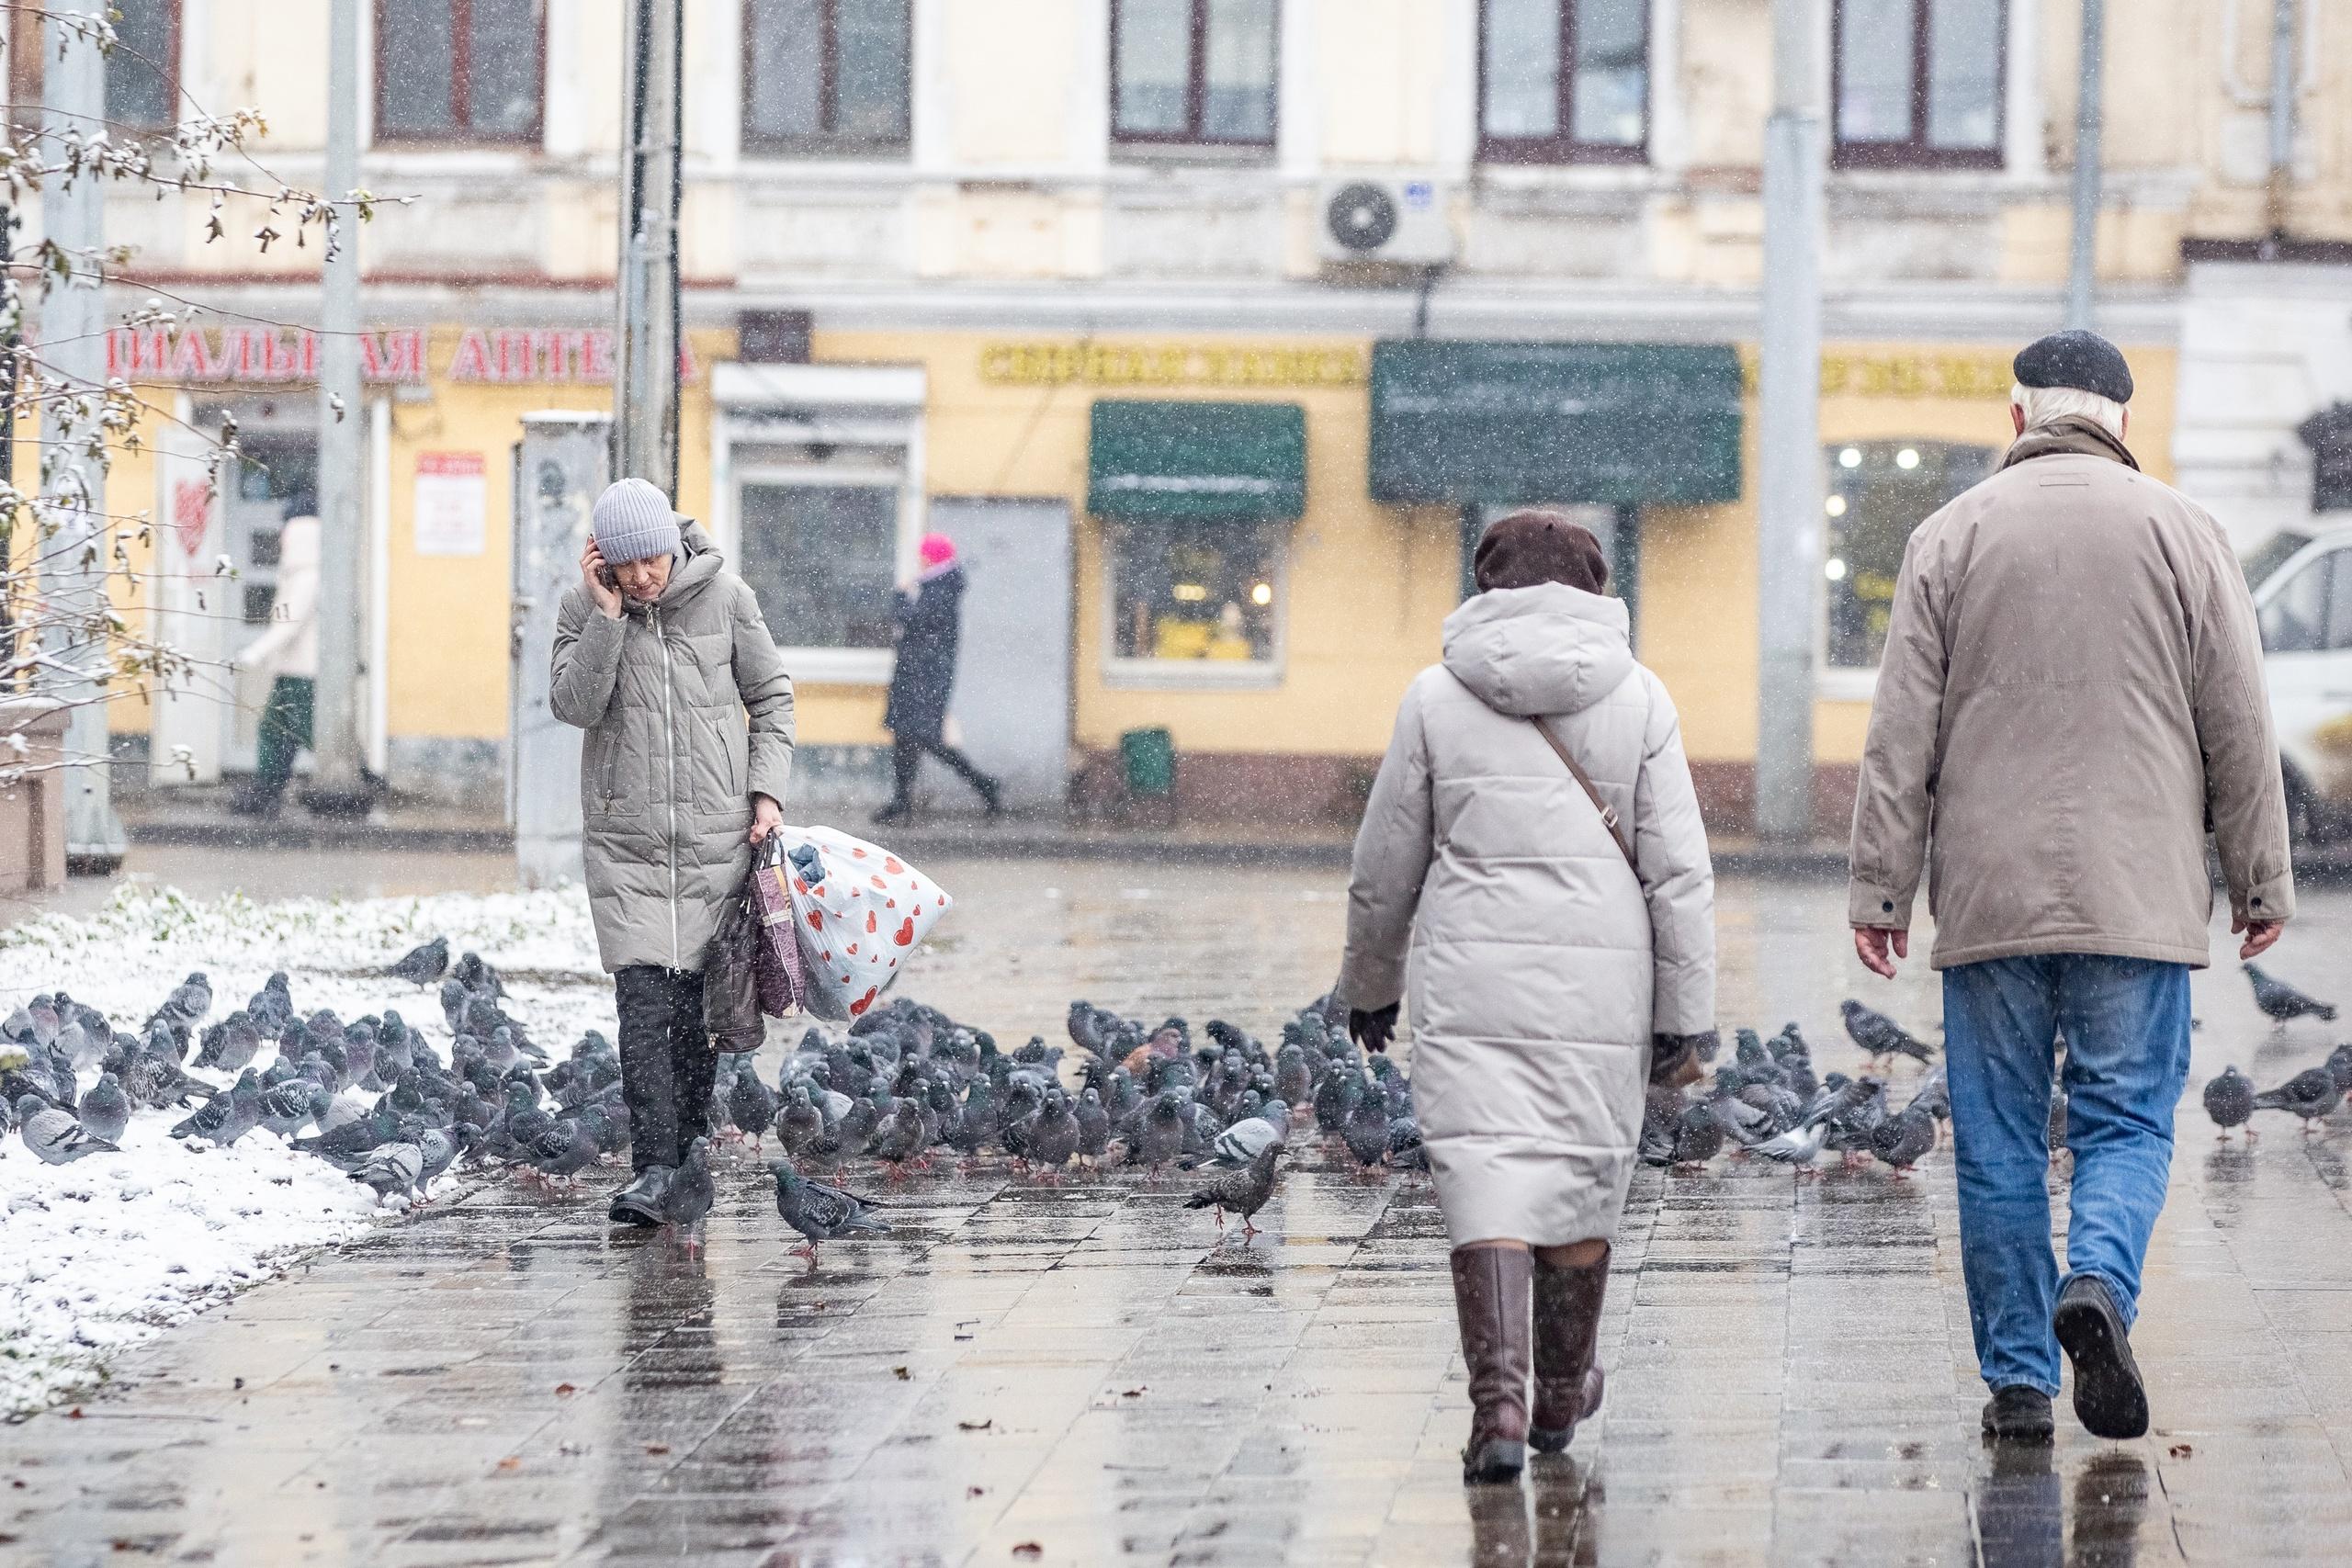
[2202,1066,2256,1137]
[2245,964,2336,1025]
[76,1071,131,1145]
[1202,1101,1288,1168]
[522,1118,598,1183]
[385,935,450,987]
[726,1062,779,1152]
[414,1127,457,1195]
[1131,1090,1185,1175]
[195,1011,265,1074]
[1023,1090,1080,1179]
[1340,1073,1392,1171]
[663,1136,717,1253]
[254,1078,315,1140]
[16,1095,118,1164]
[170,1070,264,1146]
[1840,999,1935,1065]
[769,1161,890,1264]
[1669,1101,1724,1167]
[1074,1087,1112,1166]
[1185,1143,1288,1240]
[2252,1067,2344,1130]
[2324,1043,2352,1095]
[1871,1106,1937,1170]
[349,1141,424,1202]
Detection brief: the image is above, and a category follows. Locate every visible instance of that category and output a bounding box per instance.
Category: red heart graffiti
[807,908,822,931]
[894,917,916,947]
[850,986,878,1016]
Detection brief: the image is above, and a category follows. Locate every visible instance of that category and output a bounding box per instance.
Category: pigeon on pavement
[2244,964,2336,1025]
[2202,1066,2256,1138]
[663,1135,717,1253]
[770,1162,890,1265]
[385,936,450,987]
[349,1141,424,1203]
[1185,1142,1288,1240]
[1840,999,1936,1065]
[2252,1067,2344,1131]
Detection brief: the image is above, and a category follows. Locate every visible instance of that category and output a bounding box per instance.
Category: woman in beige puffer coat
[1337,511,1715,1485]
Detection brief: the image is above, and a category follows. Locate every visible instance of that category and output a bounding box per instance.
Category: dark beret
[1474,510,1611,596]
[2013,330,2132,405]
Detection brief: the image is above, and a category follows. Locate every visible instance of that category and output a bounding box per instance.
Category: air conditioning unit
[1316,178,1455,266]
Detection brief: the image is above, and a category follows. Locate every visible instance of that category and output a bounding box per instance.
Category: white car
[2248,523,2352,842]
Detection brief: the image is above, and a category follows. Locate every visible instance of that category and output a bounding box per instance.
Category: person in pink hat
[874,532,1001,824]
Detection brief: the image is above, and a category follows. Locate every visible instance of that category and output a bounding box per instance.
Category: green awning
[1087,400,1306,524]
[1370,342,1743,507]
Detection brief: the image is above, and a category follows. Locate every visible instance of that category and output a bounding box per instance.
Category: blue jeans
[1943,954,2192,1396]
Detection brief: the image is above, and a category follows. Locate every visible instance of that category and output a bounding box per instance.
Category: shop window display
[1110,525,1281,665]
[1822,439,1993,669]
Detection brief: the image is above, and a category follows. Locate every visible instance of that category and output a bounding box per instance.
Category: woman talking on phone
[550,478,796,1226]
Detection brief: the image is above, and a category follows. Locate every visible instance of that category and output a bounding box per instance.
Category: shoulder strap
[1531,717,1637,872]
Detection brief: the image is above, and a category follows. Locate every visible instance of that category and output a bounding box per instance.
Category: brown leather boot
[1529,1247,1609,1453]
[1451,1245,1533,1484]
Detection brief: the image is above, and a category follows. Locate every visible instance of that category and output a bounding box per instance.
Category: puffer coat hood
[1340,583,1714,1248]
[1441,581,1636,719]
[549,523,796,973]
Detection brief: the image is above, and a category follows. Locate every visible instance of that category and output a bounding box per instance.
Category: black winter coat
[883,566,965,740]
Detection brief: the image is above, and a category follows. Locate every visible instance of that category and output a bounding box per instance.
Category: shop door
[927,498,1073,813]
[195,401,320,771]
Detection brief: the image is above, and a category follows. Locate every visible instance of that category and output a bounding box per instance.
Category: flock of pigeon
[6,940,2341,1267]
[2200,964,2347,1138]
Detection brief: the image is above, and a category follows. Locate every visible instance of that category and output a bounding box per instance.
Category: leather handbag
[1530,717,1637,871]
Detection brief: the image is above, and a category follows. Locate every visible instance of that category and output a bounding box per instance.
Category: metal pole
[40,0,126,868]
[1754,0,1825,845]
[2264,0,2298,241]
[615,0,684,492]
[0,202,16,683]
[2064,0,2105,330]
[306,0,369,812]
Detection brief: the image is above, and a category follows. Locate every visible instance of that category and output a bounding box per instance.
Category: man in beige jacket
[1849,331,2293,1447]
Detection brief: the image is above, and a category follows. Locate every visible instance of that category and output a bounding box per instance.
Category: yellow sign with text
[980,342,1371,389]
[1738,347,2015,400]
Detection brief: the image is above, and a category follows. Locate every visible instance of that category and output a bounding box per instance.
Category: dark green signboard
[1370,341,1743,507]
[1087,400,1307,524]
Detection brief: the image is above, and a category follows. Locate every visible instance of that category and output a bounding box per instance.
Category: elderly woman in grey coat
[551,478,795,1227]
[1337,512,1715,1484]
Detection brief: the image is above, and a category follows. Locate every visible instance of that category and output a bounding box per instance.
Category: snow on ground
[0,883,616,1418]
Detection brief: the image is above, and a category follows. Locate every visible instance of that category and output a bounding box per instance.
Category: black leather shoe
[2054,1275,2149,1439]
[608,1165,673,1227]
[1980,1385,2054,1443]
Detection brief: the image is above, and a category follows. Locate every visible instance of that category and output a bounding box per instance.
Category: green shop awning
[1087,400,1306,524]
[1370,341,1743,507]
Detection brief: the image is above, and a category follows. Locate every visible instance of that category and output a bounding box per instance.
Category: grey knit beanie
[592,477,684,565]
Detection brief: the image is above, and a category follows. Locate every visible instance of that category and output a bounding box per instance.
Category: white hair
[2010,380,2127,441]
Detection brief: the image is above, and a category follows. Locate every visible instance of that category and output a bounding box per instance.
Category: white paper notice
[413,451,488,557]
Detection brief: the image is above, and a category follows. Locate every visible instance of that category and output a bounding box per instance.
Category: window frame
[738,0,913,158]
[106,0,183,132]
[1475,0,1650,167]
[1099,519,1289,692]
[1815,435,1998,699]
[1108,0,1280,152]
[371,0,547,148]
[1829,0,2007,172]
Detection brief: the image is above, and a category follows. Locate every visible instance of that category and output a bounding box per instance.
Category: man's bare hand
[2233,914,2284,961]
[1853,925,1909,980]
[749,793,783,846]
[581,540,623,619]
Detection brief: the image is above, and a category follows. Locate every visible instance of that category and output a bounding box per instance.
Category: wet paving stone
[6,866,2352,1563]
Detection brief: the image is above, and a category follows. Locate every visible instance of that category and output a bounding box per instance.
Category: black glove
[1349,1002,1400,1055]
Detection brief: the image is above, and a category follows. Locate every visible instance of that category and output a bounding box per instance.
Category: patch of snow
[0,883,616,1418]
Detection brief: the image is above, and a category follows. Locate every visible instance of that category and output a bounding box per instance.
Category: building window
[736,477,901,653]
[9,1,180,132]
[742,0,911,154]
[1478,0,1647,164]
[375,0,544,144]
[1833,0,2003,168]
[1823,439,1992,670]
[1108,525,1282,671]
[1112,0,1277,149]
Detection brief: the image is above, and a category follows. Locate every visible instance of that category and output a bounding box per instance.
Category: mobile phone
[597,563,618,590]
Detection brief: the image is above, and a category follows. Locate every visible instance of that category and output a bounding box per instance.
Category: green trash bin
[1118,727,1177,819]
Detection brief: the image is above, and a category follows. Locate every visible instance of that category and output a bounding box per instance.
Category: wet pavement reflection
[3,863,2349,1565]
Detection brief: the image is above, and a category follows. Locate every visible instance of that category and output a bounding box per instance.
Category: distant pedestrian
[229,497,319,818]
[1849,331,2294,1445]
[550,478,795,1228]
[873,532,1001,825]
[1338,512,1717,1485]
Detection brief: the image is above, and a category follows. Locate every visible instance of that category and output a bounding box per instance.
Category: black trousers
[889,732,994,807]
[615,965,715,1173]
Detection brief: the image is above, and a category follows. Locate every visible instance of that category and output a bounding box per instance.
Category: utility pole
[616,0,684,493]
[2064,0,2105,330]
[41,0,126,869]
[304,0,370,814]
[1754,0,1825,845]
